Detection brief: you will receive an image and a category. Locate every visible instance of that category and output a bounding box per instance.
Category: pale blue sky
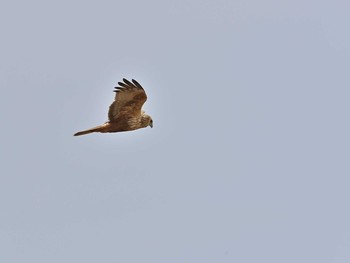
[1,0,349,262]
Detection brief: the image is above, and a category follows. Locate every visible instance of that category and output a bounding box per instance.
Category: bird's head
[141,114,153,128]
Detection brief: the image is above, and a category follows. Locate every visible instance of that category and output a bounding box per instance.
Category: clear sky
[1,0,349,262]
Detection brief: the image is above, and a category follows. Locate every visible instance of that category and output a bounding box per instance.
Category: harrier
[74,78,153,136]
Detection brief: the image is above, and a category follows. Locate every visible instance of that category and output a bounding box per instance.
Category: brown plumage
[74,78,153,136]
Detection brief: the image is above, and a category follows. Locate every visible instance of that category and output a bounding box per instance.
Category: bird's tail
[73,124,108,136]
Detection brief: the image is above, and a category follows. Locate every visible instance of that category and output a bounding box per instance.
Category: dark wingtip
[114,86,125,91]
[116,78,143,90]
[123,78,133,86]
[118,81,128,88]
[132,79,144,90]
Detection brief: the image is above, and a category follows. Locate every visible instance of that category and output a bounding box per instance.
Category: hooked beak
[149,122,153,128]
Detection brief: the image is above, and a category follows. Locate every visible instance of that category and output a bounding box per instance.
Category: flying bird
[74,78,153,136]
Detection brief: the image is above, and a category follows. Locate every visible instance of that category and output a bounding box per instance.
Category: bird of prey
[74,78,153,136]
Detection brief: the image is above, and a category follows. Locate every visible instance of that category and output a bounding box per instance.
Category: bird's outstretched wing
[108,78,147,121]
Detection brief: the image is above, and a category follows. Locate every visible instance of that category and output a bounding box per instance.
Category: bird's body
[74,78,153,136]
